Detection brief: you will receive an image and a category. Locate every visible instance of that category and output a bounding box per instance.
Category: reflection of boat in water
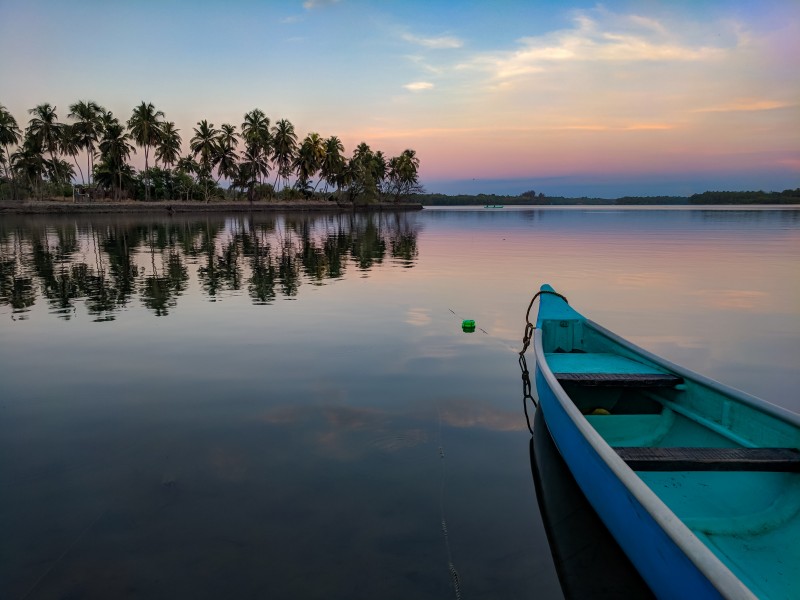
[529,284,800,600]
[530,406,654,599]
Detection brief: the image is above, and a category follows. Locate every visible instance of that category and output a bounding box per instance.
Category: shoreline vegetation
[0,101,423,207]
[415,189,800,206]
[0,199,423,214]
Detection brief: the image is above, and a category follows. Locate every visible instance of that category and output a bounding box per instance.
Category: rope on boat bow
[519,289,568,433]
[519,289,568,356]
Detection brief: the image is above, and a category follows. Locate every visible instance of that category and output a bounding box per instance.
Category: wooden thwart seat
[546,352,684,388]
[614,446,800,472]
[556,372,682,387]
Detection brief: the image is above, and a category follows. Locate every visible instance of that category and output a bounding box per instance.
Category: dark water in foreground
[1,207,798,599]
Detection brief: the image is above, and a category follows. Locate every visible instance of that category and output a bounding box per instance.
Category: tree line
[688,189,800,204]
[0,101,423,204]
[418,190,800,206]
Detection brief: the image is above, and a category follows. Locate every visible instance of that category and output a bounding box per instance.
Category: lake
[1,206,798,599]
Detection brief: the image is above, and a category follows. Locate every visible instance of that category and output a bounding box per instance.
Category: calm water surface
[1,207,798,599]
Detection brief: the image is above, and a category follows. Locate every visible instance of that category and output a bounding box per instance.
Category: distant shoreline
[414,189,800,206]
[0,200,424,215]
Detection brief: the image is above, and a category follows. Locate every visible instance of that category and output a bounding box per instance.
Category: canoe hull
[527,284,790,600]
[536,362,726,599]
[530,406,654,599]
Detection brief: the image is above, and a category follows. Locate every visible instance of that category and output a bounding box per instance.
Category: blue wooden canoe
[531,284,800,600]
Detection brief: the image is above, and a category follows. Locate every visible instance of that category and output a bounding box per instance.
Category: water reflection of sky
[0,208,798,598]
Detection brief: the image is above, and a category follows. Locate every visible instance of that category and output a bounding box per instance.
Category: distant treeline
[688,189,800,204]
[414,188,800,206]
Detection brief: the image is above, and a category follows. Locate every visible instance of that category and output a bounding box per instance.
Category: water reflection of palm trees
[0,212,419,319]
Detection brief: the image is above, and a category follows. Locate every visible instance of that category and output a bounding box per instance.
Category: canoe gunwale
[534,327,758,600]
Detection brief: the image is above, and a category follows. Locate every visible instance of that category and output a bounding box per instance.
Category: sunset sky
[1,0,798,197]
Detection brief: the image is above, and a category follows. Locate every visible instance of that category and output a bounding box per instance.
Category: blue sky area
[1,0,798,197]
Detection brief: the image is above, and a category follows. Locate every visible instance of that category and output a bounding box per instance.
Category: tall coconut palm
[213,124,239,191]
[271,118,297,191]
[239,144,270,202]
[176,154,200,201]
[373,150,387,191]
[190,120,220,201]
[11,136,47,198]
[387,148,421,201]
[0,104,22,199]
[27,103,63,186]
[320,136,344,194]
[68,100,104,186]
[218,123,238,152]
[294,132,326,192]
[155,121,182,170]
[241,109,270,161]
[241,109,271,199]
[98,118,134,201]
[59,124,85,185]
[46,158,75,187]
[127,101,164,201]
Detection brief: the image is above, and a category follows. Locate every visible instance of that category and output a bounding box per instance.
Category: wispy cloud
[303,0,340,10]
[457,8,728,83]
[402,32,463,49]
[694,100,795,113]
[405,54,443,75]
[404,81,434,92]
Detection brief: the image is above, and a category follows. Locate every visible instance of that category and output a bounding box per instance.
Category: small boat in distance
[529,284,800,600]
[483,204,504,208]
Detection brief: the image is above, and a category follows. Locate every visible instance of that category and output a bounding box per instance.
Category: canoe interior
[536,291,800,600]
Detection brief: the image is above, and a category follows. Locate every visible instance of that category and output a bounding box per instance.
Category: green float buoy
[462,319,476,332]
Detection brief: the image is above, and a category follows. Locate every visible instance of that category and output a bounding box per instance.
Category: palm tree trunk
[72,152,85,186]
[2,144,15,201]
[49,149,60,190]
[144,146,150,201]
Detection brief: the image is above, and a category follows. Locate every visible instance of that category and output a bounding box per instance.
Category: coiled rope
[519,290,568,433]
[519,289,568,357]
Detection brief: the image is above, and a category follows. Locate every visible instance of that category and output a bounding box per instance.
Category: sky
[1,0,798,197]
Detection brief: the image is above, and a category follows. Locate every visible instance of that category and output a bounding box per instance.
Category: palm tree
[344,142,385,202]
[241,109,270,166]
[271,118,297,191]
[241,109,271,201]
[190,119,220,201]
[294,132,325,192]
[176,154,200,201]
[11,136,47,199]
[320,136,344,194]
[0,104,22,199]
[387,148,421,201]
[68,100,104,186]
[239,144,270,202]
[98,117,134,201]
[127,101,164,200]
[219,123,238,152]
[27,103,63,187]
[59,124,85,185]
[155,121,182,170]
[46,158,75,188]
[213,124,239,192]
[373,150,388,192]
